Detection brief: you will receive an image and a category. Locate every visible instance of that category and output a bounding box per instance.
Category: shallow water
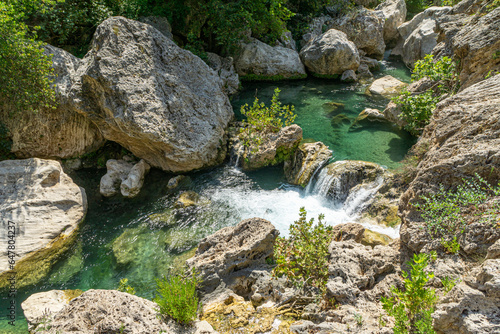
[0,57,414,332]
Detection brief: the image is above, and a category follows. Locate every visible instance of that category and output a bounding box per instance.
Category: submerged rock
[299,29,360,77]
[234,37,306,80]
[0,159,86,289]
[367,75,407,98]
[72,17,233,173]
[284,141,333,187]
[351,108,386,129]
[167,175,188,189]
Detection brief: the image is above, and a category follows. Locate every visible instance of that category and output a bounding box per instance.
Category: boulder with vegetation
[0,158,86,289]
[233,37,306,80]
[72,17,233,173]
[299,29,360,77]
[284,141,332,187]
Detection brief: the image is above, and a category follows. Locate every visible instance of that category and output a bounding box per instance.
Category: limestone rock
[328,7,386,59]
[402,19,439,67]
[230,124,303,171]
[300,15,333,49]
[354,108,386,125]
[341,69,357,82]
[206,52,240,95]
[398,6,452,41]
[0,45,104,159]
[120,159,150,198]
[284,141,332,187]
[299,29,360,76]
[72,17,233,172]
[400,75,500,253]
[0,159,86,289]
[99,159,133,197]
[186,218,279,294]
[138,16,173,40]
[234,38,306,80]
[375,0,407,45]
[487,239,500,260]
[278,31,297,51]
[331,223,366,243]
[367,75,407,98]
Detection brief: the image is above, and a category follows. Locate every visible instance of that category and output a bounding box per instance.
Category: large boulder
[0,159,86,289]
[284,141,333,187]
[234,38,307,80]
[186,218,279,295]
[367,75,407,98]
[400,75,500,253]
[375,0,407,45]
[398,6,452,41]
[72,17,233,173]
[402,19,440,67]
[328,7,386,59]
[206,52,240,95]
[0,45,104,159]
[299,29,360,77]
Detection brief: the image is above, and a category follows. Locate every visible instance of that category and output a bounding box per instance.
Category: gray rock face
[398,6,452,41]
[402,19,439,67]
[328,8,386,59]
[300,29,360,76]
[234,38,306,79]
[138,16,173,40]
[186,218,278,295]
[206,52,240,95]
[284,141,332,187]
[400,75,500,253]
[0,159,86,289]
[72,17,233,173]
[375,0,407,44]
[300,15,333,49]
[0,45,104,159]
[278,31,297,51]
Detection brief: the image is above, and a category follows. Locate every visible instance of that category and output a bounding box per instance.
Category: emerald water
[0,56,415,333]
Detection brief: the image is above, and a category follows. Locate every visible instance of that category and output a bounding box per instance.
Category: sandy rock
[367,75,407,98]
[72,17,233,173]
[176,191,201,208]
[139,16,173,40]
[206,52,240,95]
[0,45,104,159]
[284,141,332,187]
[332,223,366,243]
[186,218,279,295]
[299,29,360,76]
[121,159,150,198]
[375,0,407,45]
[99,159,133,197]
[234,38,306,80]
[353,108,386,126]
[0,159,86,289]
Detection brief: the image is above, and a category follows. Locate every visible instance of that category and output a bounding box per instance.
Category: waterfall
[343,176,384,216]
[304,159,331,195]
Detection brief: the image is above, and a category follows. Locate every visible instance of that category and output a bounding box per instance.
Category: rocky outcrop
[0,45,104,159]
[0,159,86,289]
[206,52,240,95]
[375,0,407,45]
[100,159,150,198]
[300,15,333,49]
[72,17,233,173]
[186,218,278,295]
[284,142,332,187]
[229,124,303,170]
[299,29,360,76]
[234,38,306,80]
[328,7,386,59]
[367,75,407,98]
[138,16,173,40]
[400,74,500,253]
[398,6,452,41]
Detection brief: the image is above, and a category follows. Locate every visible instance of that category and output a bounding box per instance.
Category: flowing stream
[0,55,415,332]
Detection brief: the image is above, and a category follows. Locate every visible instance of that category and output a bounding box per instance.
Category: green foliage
[440,236,460,254]
[153,270,200,324]
[239,87,296,150]
[0,0,57,114]
[394,55,458,136]
[487,0,500,11]
[0,121,14,160]
[440,276,459,294]
[117,278,136,295]
[381,252,438,334]
[415,173,500,238]
[273,207,332,293]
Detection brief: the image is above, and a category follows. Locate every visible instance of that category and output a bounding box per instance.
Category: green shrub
[381,252,438,334]
[153,270,199,324]
[440,236,460,254]
[415,173,500,238]
[117,278,136,295]
[393,90,436,136]
[440,276,459,294]
[273,207,332,293]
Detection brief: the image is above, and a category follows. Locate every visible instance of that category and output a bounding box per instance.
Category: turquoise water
[0,57,414,333]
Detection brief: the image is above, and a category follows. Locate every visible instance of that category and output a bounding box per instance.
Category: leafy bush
[117,278,136,295]
[415,173,500,238]
[381,252,438,334]
[405,0,430,16]
[273,207,332,293]
[393,90,436,136]
[153,270,199,324]
[440,236,460,254]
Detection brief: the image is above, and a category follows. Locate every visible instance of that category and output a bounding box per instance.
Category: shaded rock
[332,223,366,243]
[361,56,381,71]
[278,31,297,51]
[234,38,306,80]
[400,75,500,253]
[72,17,233,173]
[230,124,303,170]
[354,108,386,125]
[0,159,86,289]
[99,159,133,197]
[299,29,360,76]
[206,52,239,95]
[121,159,150,198]
[375,0,407,45]
[357,63,373,79]
[167,175,187,189]
[328,7,386,59]
[186,218,279,295]
[341,69,357,82]
[487,239,500,260]
[0,45,104,159]
[367,75,407,98]
[300,15,333,49]
[284,141,333,187]
[138,16,173,40]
